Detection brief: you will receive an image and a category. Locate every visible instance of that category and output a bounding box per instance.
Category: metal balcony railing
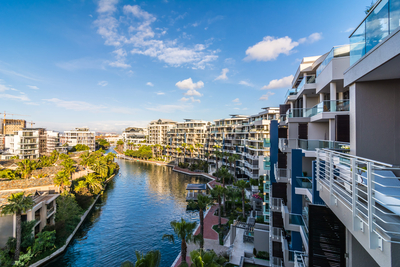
[316,148,400,249]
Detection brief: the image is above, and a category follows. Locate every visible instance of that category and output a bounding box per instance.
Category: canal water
[46,149,205,267]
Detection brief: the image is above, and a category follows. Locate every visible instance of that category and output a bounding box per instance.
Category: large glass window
[366,0,389,53]
[390,0,400,33]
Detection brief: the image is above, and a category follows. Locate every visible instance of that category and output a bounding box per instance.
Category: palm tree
[85,173,103,194]
[226,186,239,211]
[213,150,222,172]
[121,250,161,267]
[62,160,76,181]
[189,249,227,267]
[195,143,203,162]
[210,185,226,229]
[232,154,241,181]
[234,180,248,218]
[0,192,34,260]
[181,143,188,164]
[17,159,36,179]
[188,194,212,249]
[162,218,200,264]
[176,147,182,164]
[54,170,71,192]
[204,152,210,164]
[165,145,171,161]
[188,145,195,163]
[92,158,108,179]
[228,156,235,175]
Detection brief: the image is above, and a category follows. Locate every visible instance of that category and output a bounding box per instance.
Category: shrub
[256,251,269,260]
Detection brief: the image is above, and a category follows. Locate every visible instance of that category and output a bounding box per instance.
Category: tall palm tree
[181,143,188,164]
[62,160,76,181]
[92,158,108,179]
[85,173,103,194]
[234,180,248,218]
[1,192,34,260]
[213,150,222,173]
[188,145,195,163]
[17,159,36,179]
[162,218,200,264]
[188,194,212,249]
[165,145,171,160]
[232,154,240,182]
[210,185,226,229]
[176,147,182,164]
[195,143,203,162]
[54,170,71,192]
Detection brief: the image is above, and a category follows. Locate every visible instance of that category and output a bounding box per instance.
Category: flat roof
[186,184,207,190]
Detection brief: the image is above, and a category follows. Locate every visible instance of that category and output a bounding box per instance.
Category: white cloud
[175,78,204,90]
[146,103,192,113]
[44,98,106,112]
[298,32,322,44]
[184,89,202,96]
[245,33,322,62]
[0,93,30,102]
[232,98,240,103]
[244,36,299,62]
[261,75,293,90]
[0,68,40,81]
[56,58,106,71]
[344,27,355,33]
[156,92,165,95]
[259,92,275,100]
[109,48,131,68]
[239,81,254,87]
[0,84,13,92]
[27,85,39,90]
[98,81,108,86]
[147,82,154,86]
[180,97,200,103]
[94,4,218,69]
[215,68,229,80]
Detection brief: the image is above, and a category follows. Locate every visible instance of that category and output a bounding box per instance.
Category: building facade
[122,127,147,151]
[1,119,26,136]
[148,119,177,145]
[64,128,95,151]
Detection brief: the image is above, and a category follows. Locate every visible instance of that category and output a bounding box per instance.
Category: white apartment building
[64,128,95,151]
[11,128,41,159]
[122,127,147,151]
[45,130,67,154]
[167,119,209,162]
[148,119,176,145]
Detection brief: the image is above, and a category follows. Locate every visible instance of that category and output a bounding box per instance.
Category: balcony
[275,165,290,183]
[316,45,350,76]
[286,100,350,121]
[349,0,400,65]
[278,138,289,152]
[284,88,298,102]
[316,148,400,266]
[298,139,350,152]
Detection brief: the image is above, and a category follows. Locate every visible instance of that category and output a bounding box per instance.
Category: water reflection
[45,158,207,267]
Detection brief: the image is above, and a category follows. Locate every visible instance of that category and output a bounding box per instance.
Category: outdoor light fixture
[263,202,266,205]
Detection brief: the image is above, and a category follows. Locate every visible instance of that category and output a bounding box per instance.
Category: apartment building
[206,108,278,179]
[148,119,176,145]
[45,130,67,154]
[64,128,95,151]
[1,119,26,136]
[167,119,209,162]
[266,1,400,266]
[11,128,43,159]
[0,193,59,247]
[122,127,147,151]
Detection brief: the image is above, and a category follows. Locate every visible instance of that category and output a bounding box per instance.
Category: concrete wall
[348,230,379,267]
[351,79,400,165]
[308,122,329,140]
[316,57,350,93]
[306,96,319,109]
[0,215,13,247]
[254,225,269,253]
[301,157,314,177]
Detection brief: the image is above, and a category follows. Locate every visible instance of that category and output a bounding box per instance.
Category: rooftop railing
[286,100,350,118]
[298,139,350,151]
[316,148,400,248]
[349,0,400,65]
[316,44,350,77]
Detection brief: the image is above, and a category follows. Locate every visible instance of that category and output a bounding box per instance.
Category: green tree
[55,193,83,223]
[210,185,226,229]
[234,180,248,218]
[181,143,188,164]
[232,154,240,182]
[54,170,71,192]
[0,192,35,260]
[188,145,195,163]
[195,143,203,162]
[92,158,108,179]
[176,147,182,164]
[188,194,212,249]
[189,249,227,267]
[134,250,161,267]
[62,159,76,181]
[17,159,36,179]
[85,173,103,194]
[162,218,200,264]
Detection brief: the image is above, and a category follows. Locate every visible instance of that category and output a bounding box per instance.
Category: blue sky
[0,0,370,132]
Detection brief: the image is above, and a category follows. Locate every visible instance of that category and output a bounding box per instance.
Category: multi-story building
[122,127,147,151]
[45,130,67,154]
[167,119,209,162]
[1,119,26,136]
[206,108,279,179]
[266,2,400,266]
[11,128,42,159]
[148,119,176,145]
[64,128,95,151]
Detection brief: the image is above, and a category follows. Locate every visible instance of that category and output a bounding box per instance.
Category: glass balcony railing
[289,213,305,226]
[297,75,316,90]
[350,0,400,65]
[287,100,350,119]
[286,108,306,118]
[316,44,350,76]
[295,176,312,189]
[284,88,297,101]
[298,139,350,151]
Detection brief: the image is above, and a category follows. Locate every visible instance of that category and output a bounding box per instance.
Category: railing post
[351,158,359,232]
[329,151,334,205]
[367,162,379,250]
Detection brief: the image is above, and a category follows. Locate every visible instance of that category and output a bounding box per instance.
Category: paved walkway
[194,205,228,240]
[172,166,223,189]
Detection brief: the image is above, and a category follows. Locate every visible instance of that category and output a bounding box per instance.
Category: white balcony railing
[316,149,400,250]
